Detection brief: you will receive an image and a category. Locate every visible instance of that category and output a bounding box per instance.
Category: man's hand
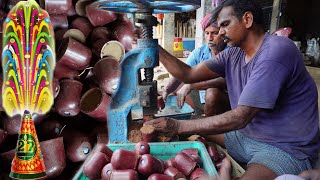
[144,117,180,137]
[299,169,320,180]
[162,89,169,102]
[176,84,191,108]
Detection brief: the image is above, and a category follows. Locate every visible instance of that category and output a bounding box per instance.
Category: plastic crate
[72,141,218,180]
[131,96,194,120]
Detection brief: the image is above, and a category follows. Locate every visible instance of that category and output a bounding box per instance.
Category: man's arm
[162,77,182,101]
[178,105,260,135]
[145,105,260,136]
[159,46,220,84]
[190,77,227,90]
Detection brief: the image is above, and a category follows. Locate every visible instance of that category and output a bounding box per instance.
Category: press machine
[91,0,201,143]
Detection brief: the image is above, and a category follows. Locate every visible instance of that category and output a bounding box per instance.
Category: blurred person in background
[162,13,230,116]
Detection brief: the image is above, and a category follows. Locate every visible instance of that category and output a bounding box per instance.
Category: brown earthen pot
[54,62,80,80]
[43,0,72,15]
[113,22,135,52]
[71,17,93,37]
[55,79,83,117]
[40,137,66,178]
[110,170,139,180]
[0,128,8,148]
[93,57,120,95]
[57,37,92,70]
[86,3,117,27]
[50,14,69,29]
[61,127,92,162]
[80,87,111,122]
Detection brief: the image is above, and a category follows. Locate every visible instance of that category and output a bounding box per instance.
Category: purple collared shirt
[205,34,320,160]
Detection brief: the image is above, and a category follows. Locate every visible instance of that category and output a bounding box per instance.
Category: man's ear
[242,11,254,29]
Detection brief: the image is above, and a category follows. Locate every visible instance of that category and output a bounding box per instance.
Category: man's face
[204,25,225,52]
[217,6,246,47]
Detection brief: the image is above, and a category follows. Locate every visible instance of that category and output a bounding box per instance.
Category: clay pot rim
[80,88,104,113]
[56,37,71,61]
[63,29,86,43]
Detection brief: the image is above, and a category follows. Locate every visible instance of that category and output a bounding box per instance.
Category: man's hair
[212,0,264,26]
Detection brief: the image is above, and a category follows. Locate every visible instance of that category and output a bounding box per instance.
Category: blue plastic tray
[72,141,218,180]
[131,96,194,120]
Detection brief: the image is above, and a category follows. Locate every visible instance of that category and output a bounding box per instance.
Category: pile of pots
[0,0,141,179]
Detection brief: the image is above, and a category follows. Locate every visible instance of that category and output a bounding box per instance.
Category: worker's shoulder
[263,34,298,53]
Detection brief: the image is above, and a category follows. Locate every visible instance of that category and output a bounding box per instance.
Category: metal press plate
[92,0,201,14]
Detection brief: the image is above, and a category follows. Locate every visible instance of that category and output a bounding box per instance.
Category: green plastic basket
[72,141,218,179]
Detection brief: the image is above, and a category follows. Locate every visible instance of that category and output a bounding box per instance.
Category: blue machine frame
[93,0,201,143]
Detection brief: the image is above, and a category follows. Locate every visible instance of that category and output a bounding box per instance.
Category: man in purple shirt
[146,0,320,179]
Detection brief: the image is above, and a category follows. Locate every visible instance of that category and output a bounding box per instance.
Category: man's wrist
[177,120,189,134]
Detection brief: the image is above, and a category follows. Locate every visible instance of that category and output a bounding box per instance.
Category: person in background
[162,13,230,116]
[146,0,320,179]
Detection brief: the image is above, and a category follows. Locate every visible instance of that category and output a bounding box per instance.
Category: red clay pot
[52,78,60,98]
[54,28,68,47]
[92,39,110,58]
[71,17,93,37]
[93,57,120,95]
[37,114,66,140]
[190,168,208,180]
[55,79,83,117]
[113,22,135,52]
[90,27,111,44]
[94,143,113,159]
[0,149,15,171]
[147,174,174,180]
[207,145,220,162]
[0,9,7,21]
[63,29,86,44]
[0,128,8,148]
[62,127,92,162]
[75,0,91,16]
[0,76,3,111]
[138,154,165,176]
[164,167,186,179]
[67,4,77,16]
[43,0,72,14]
[80,88,111,122]
[50,15,69,29]
[101,163,113,180]
[196,136,209,148]
[2,114,21,135]
[54,62,80,80]
[40,137,66,179]
[110,170,139,180]
[57,37,92,70]
[181,148,201,164]
[111,149,139,170]
[83,151,109,180]
[134,141,150,156]
[165,158,175,169]
[86,3,117,26]
[173,152,197,176]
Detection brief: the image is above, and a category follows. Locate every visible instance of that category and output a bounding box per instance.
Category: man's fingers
[177,95,185,108]
[162,92,168,102]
